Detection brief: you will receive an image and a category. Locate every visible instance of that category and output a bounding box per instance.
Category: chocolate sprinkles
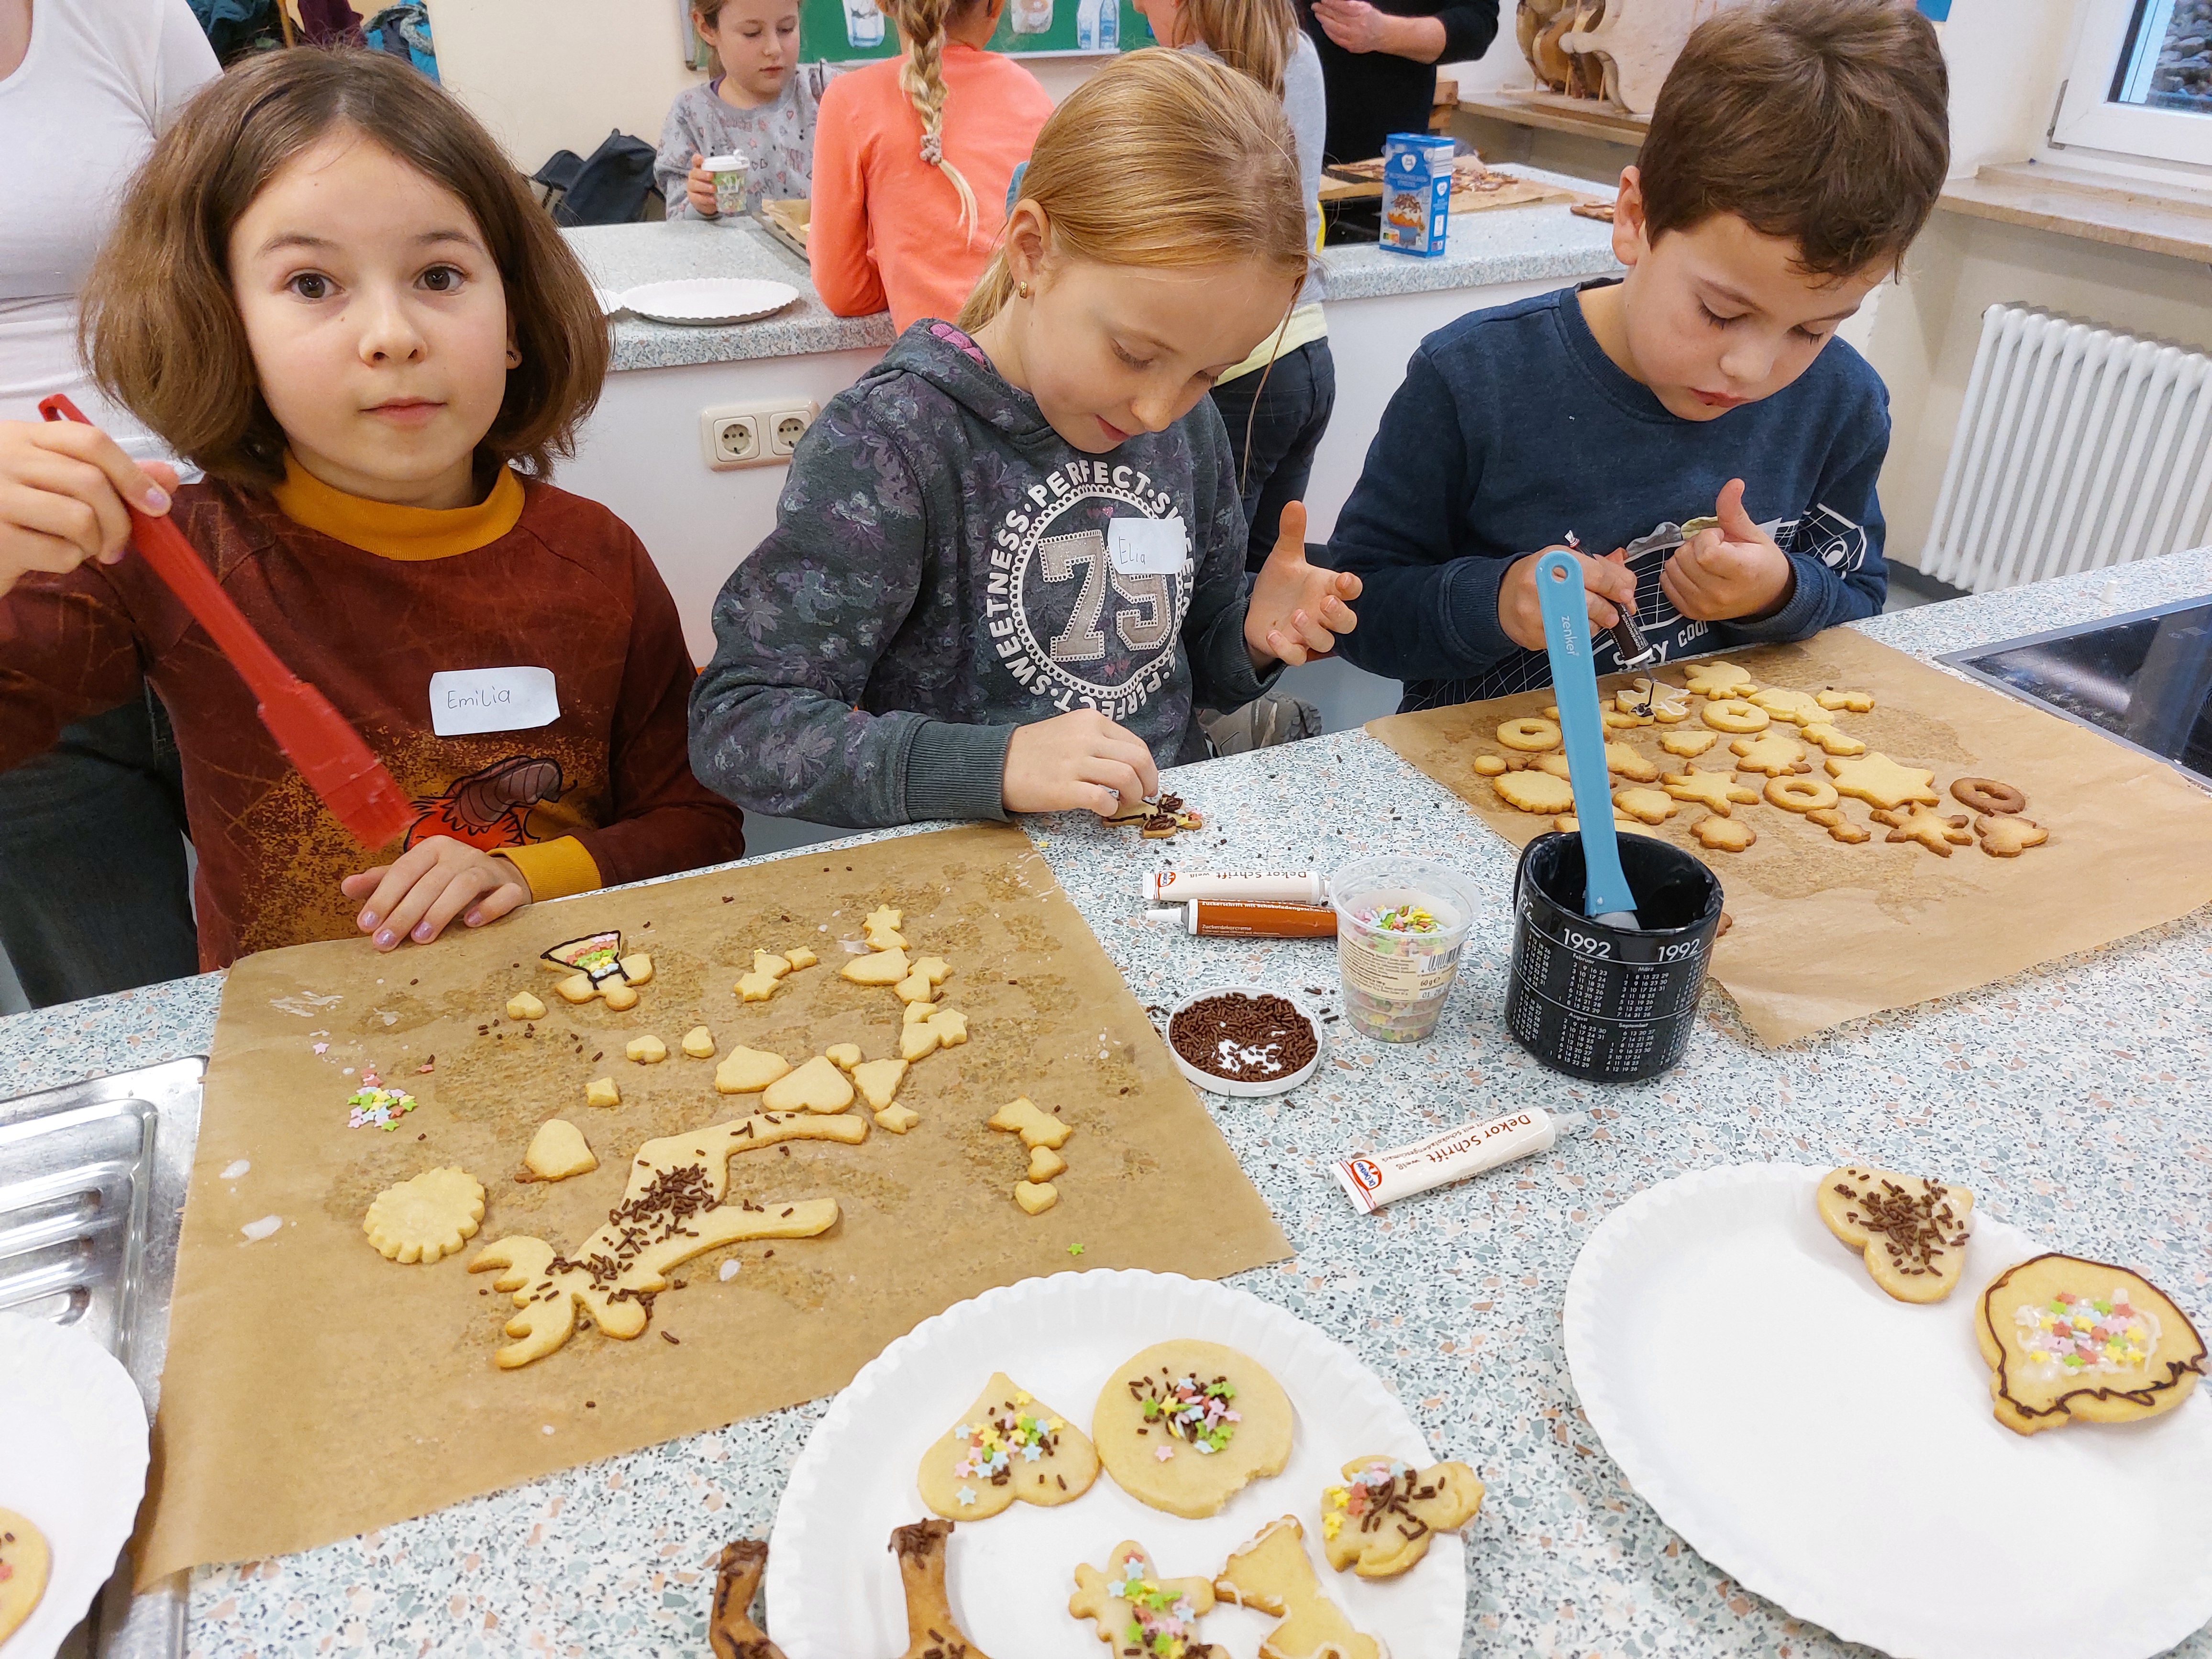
[1170,992,1317,1082]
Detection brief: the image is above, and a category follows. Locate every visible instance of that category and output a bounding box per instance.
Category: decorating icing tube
[1146,900,1338,939]
[1331,1107,1587,1213]
[1144,870,1328,906]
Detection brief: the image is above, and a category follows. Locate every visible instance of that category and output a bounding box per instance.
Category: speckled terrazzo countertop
[564,166,1621,374]
[4,551,2208,1658]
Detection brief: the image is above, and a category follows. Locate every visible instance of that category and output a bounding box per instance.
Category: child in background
[1329,0,1946,711]
[809,0,1053,331]
[1136,0,1333,575]
[691,51,1361,827]
[658,0,834,218]
[0,51,748,967]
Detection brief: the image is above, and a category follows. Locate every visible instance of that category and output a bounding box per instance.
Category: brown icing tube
[1146,900,1338,939]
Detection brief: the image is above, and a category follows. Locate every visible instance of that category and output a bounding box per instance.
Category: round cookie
[1496,716,1560,752]
[0,1508,50,1648]
[1093,1340,1294,1518]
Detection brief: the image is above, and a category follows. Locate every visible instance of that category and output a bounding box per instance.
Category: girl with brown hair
[1135,0,1334,576]
[808,0,1052,332]
[691,51,1361,830]
[0,49,747,968]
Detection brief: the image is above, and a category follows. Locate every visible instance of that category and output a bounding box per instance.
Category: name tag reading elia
[1107,514,1188,575]
[427,667,560,737]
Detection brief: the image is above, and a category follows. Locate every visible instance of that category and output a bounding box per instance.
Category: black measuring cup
[1505,831,1724,1082]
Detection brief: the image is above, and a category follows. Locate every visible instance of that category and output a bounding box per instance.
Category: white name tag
[1107,515,1188,575]
[428,667,560,737]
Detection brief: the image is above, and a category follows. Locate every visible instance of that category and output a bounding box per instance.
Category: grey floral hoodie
[688,321,1276,827]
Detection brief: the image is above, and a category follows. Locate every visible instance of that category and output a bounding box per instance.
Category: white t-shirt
[0,0,218,453]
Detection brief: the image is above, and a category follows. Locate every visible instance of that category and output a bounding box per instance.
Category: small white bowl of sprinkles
[1164,984,1324,1098]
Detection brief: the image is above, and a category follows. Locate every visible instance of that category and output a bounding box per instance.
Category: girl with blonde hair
[692,50,1361,830]
[1135,0,1334,575]
[809,0,1051,331]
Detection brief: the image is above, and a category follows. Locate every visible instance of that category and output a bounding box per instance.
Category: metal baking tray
[0,1054,204,1659]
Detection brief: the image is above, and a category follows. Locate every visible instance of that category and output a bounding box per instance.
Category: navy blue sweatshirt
[1328,280,1890,711]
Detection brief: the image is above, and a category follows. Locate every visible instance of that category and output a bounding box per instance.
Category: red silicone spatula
[39,394,415,850]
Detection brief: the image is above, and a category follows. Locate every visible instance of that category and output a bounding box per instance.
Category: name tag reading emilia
[427,667,560,737]
[1107,514,1188,575]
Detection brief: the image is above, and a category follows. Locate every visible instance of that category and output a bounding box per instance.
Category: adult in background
[1303,0,1496,164]
[0,0,217,1005]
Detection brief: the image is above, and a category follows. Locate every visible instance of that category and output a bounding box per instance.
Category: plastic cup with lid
[703,153,750,218]
[1329,854,1482,1043]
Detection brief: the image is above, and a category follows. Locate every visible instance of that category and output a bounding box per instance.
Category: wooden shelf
[1937,161,2212,264]
[1457,87,1648,147]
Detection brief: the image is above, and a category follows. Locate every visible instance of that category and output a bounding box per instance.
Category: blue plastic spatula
[1532,549,1640,928]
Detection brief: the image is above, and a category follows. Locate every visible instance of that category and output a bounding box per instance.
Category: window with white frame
[2050,0,2212,166]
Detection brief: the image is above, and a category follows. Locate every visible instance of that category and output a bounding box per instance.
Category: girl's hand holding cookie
[0,419,177,597]
[686,151,719,217]
[1498,542,1636,651]
[1662,477,1794,622]
[1002,708,1160,818]
[343,834,532,950]
[1245,501,1360,669]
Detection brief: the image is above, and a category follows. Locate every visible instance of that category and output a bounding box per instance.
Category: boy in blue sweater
[1330,0,1950,709]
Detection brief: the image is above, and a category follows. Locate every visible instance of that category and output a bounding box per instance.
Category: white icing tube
[1144,871,1327,906]
[1331,1107,1586,1213]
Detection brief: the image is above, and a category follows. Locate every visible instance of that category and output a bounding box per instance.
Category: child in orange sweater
[0,51,747,967]
[809,0,1053,331]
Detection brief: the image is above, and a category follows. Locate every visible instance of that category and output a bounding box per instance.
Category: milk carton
[1379,133,1454,258]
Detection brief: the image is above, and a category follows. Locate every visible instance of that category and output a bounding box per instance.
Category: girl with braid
[809,0,1051,331]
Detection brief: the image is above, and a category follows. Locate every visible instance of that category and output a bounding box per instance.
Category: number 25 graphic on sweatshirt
[1039,530,1174,664]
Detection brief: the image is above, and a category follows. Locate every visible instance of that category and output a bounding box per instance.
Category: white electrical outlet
[699,398,820,470]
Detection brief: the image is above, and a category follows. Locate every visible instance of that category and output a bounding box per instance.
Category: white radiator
[1922,303,2212,592]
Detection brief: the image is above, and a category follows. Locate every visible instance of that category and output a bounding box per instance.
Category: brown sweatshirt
[0,460,747,967]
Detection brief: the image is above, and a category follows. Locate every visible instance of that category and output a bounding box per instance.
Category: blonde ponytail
[1183,0,1298,97]
[960,49,1306,330]
[882,0,981,239]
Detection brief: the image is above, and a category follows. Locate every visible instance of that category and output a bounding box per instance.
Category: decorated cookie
[1817,1166,1974,1302]
[1491,771,1577,815]
[363,1166,485,1264]
[1070,1541,1220,1657]
[0,1509,50,1648]
[1977,1254,2206,1435]
[888,1519,994,1659]
[1214,1516,1382,1659]
[523,1119,597,1182]
[708,1538,788,1659]
[918,1373,1100,1519]
[1826,752,1940,810]
[1663,767,1759,816]
[542,930,626,984]
[1093,1340,1294,1518]
[1871,804,1974,856]
[1681,659,1754,698]
[1321,1455,1484,1578]
[1976,814,2048,857]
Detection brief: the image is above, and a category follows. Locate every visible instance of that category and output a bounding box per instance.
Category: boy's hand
[686,152,719,217]
[0,420,176,598]
[1003,709,1160,818]
[1662,478,1794,621]
[1498,544,1635,651]
[342,835,531,950]
[1245,502,1360,669]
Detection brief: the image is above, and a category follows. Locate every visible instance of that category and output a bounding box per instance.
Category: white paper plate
[0,1314,151,1659]
[765,1269,1463,1658]
[1563,1163,2212,1659]
[617,277,797,325]
[1165,985,1324,1098]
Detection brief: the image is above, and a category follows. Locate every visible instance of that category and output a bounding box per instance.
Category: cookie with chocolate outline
[1977,1254,2206,1436]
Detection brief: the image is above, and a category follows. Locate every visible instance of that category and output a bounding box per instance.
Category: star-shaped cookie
[1827,752,1940,809]
[1728,732,1808,777]
[1663,766,1760,815]
[1872,803,1974,855]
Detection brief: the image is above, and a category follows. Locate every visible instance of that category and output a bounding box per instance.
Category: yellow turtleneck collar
[271,454,526,561]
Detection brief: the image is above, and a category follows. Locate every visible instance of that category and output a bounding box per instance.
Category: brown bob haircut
[1637,0,1950,280]
[82,49,609,491]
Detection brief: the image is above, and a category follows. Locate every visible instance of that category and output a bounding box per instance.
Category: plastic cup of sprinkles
[1164,984,1323,1097]
[1328,855,1482,1043]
